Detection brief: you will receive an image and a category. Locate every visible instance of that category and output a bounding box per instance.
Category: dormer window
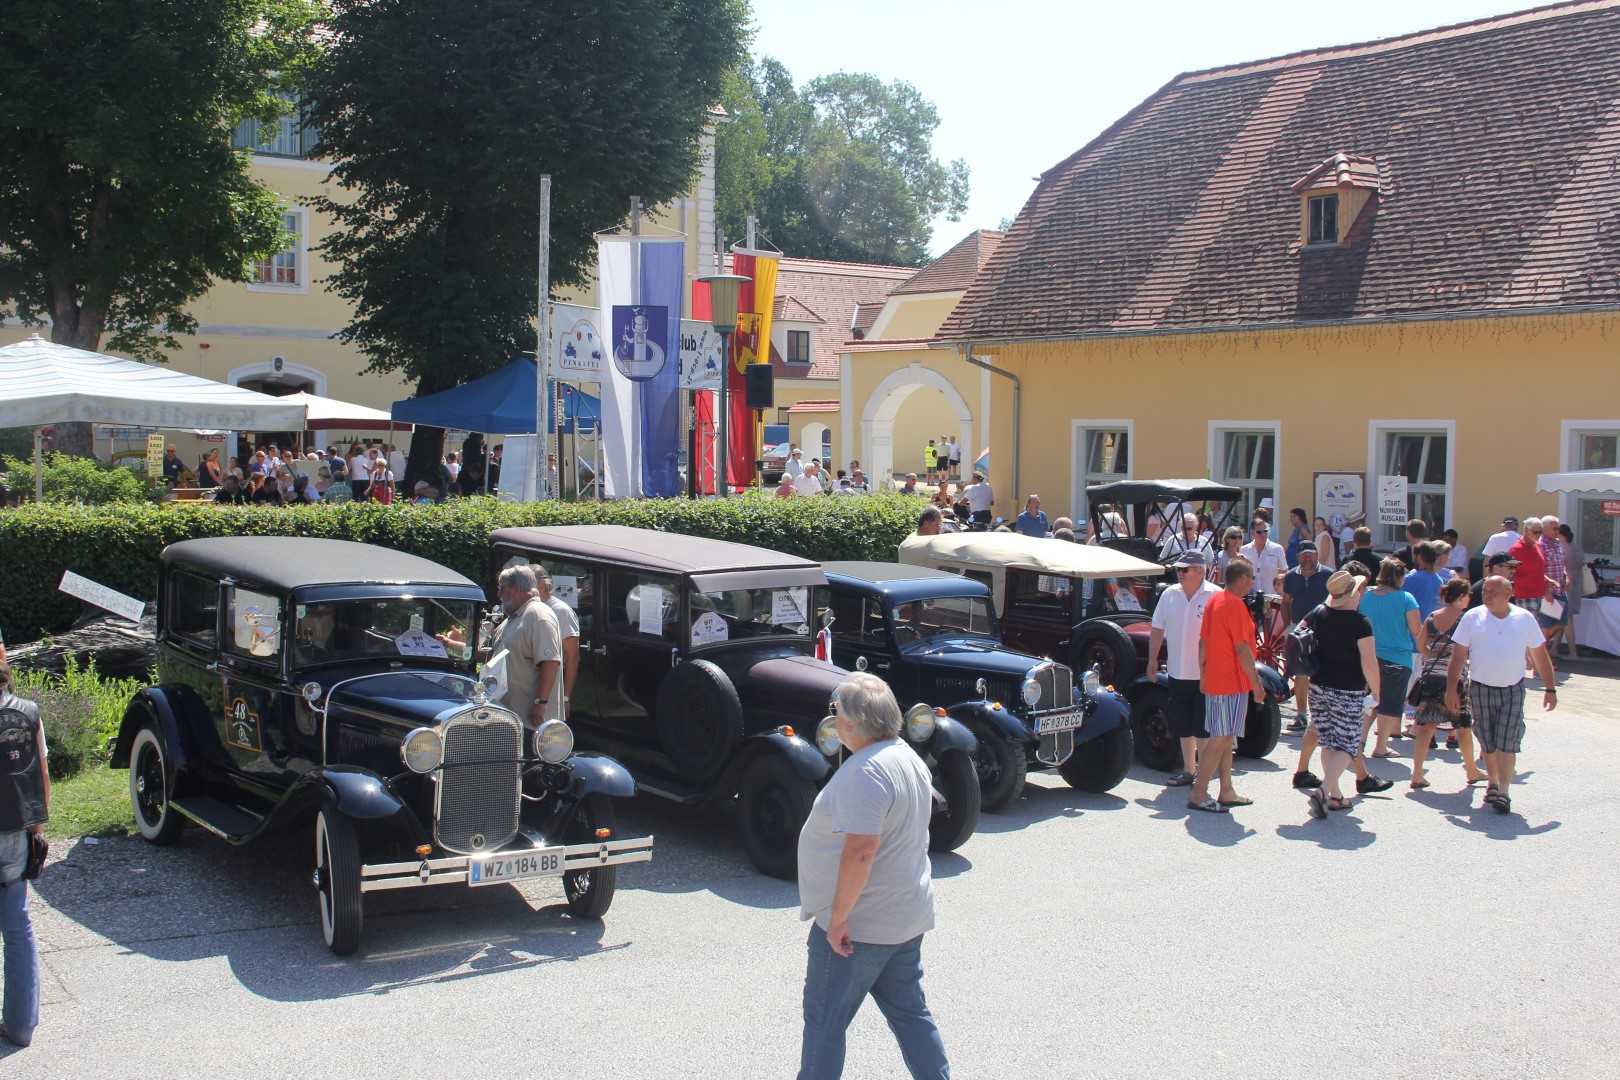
[1291,152,1388,248]
[1307,194,1338,245]
[786,329,811,364]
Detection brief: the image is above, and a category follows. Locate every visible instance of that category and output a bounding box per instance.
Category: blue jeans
[1,876,37,1047]
[798,925,948,1080]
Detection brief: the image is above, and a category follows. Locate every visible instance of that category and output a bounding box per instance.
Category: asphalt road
[11,661,1620,1079]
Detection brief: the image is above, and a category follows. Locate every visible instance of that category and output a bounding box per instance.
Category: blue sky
[746,0,1529,257]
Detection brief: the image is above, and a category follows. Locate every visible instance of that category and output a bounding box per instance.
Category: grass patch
[47,765,133,841]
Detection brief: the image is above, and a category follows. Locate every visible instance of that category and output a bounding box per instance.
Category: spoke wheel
[129,723,184,845]
[562,794,619,920]
[314,802,364,956]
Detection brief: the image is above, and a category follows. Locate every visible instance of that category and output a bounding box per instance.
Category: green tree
[306,0,749,487]
[716,59,969,267]
[0,0,322,456]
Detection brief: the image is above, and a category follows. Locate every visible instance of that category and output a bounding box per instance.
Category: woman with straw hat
[1306,570,1383,818]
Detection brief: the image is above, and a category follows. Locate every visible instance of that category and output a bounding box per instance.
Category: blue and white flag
[595,235,685,498]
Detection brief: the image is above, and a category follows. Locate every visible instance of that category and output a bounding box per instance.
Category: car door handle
[874,661,891,670]
[592,645,607,655]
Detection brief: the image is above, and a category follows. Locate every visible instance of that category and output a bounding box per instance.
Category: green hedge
[0,493,927,642]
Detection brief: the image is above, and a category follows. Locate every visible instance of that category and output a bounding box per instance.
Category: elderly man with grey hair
[796,672,948,1079]
[490,565,562,727]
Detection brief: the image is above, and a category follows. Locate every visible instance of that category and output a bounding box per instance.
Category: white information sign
[1313,471,1364,534]
[549,303,723,391]
[638,586,666,636]
[58,570,146,623]
[395,630,449,658]
[553,576,579,609]
[1376,475,1409,526]
[772,587,808,627]
[691,611,729,647]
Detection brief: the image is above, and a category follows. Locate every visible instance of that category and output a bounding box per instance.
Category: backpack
[1283,607,1322,678]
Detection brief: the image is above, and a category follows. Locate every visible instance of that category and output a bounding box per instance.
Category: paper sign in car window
[553,576,579,609]
[772,587,808,626]
[395,629,449,658]
[638,586,666,636]
[691,611,729,647]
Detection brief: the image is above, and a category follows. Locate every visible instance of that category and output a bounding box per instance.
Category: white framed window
[1368,421,1454,546]
[1209,422,1279,525]
[1562,422,1620,558]
[785,329,811,364]
[248,210,308,293]
[1306,193,1339,244]
[231,94,318,158]
[1070,420,1132,524]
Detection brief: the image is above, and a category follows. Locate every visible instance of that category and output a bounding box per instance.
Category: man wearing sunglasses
[1147,549,1219,787]
[1239,519,1288,599]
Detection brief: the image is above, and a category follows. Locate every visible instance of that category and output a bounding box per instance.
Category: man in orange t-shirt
[1194,556,1266,812]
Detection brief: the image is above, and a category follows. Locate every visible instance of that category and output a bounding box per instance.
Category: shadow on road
[973,781,1129,835]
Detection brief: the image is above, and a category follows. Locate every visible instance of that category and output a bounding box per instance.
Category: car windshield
[294,597,479,668]
[891,594,997,643]
[689,585,816,649]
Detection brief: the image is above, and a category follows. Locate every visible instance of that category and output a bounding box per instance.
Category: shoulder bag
[1407,618,1456,709]
[1284,607,1322,678]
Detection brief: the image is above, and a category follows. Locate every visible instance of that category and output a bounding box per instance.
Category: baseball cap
[1502,515,1519,528]
[1171,549,1208,569]
[1486,552,1519,568]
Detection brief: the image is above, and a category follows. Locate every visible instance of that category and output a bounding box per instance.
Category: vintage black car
[110,537,652,955]
[823,563,1135,812]
[488,526,981,879]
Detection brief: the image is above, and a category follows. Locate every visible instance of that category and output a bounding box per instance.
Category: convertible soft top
[898,533,1166,579]
[1084,478,1243,505]
[163,537,477,592]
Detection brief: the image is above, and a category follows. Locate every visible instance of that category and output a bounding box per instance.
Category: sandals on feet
[1166,771,1195,787]
[1328,796,1354,811]
[1218,795,1254,807]
[1493,794,1512,814]
[1188,797,1229,814]
[1371,749,1400,759]
[1308,787,1328,819]
[1409,776,1431,789]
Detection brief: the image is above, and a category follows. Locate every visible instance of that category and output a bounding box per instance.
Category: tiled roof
[722,253,912,379]
[940,0,1620,342]
[892,230,1005,295]
[850,300,883,336]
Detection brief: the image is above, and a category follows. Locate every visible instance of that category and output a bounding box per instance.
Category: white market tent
[276,390,410,433]
[1536,469,1620,496]
[0,334,307,498]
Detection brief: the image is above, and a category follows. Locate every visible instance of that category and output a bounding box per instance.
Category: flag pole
[535,174,552,502]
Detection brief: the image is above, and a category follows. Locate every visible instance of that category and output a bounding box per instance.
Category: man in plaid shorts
[1444,577,1556,815]
[1192,556,1265,813]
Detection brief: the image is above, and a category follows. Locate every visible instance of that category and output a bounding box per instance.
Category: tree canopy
[306,0,748,444]
[715,58,970,267]
[0,0,320,360]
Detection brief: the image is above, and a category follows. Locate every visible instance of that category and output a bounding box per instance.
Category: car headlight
[816,714,842,756]
[533,719,574,764]
[903,703,937,743]
[1021,676,1042,707]
[1082,668,1102,696]
[400,727,444,773]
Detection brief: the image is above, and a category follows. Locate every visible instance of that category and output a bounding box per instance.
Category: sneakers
[1287,717,1308,733]
[1357,774,1394,794]
[1293,770,1321,789]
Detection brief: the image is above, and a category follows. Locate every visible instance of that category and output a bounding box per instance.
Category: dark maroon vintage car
[489,526,980,879]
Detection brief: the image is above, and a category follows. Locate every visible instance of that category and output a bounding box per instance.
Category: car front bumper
[358,827,655,893]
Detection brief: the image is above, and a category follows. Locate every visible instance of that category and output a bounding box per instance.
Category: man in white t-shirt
[793,462,823,497]
[962,471,994,524]
[387,443,407,482]
[1481,516,1522,559]
[533,565,580,720]
[1445,576,1556,814]
[1239,519,1289,597]
[784,447,805,482]
[1146,549,1219,786]
[347,447,372,500]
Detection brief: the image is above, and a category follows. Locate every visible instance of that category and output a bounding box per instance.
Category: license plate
[1035,710,1084,734]
[467,847,565,886]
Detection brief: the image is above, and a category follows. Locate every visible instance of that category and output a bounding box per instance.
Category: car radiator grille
[1035,664,1075,711]
[934,675,1018,706]
[434,710,523,855]
[1037,729,1076,766]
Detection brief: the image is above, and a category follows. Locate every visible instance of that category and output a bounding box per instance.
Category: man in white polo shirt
[1239,518,1289,597]
[1444,576,1556,815]
[1146,549,1219,787]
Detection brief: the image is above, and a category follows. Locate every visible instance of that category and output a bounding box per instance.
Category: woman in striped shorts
[1305,571,1382,817]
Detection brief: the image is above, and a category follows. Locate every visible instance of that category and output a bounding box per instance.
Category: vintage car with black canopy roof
[110,536,652,955]
[488,525,980,879]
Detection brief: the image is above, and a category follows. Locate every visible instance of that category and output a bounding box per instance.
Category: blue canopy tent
[389,358,598,435]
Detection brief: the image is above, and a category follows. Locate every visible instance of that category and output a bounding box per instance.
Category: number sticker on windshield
[691,611,728,647]
[395,630,448,658]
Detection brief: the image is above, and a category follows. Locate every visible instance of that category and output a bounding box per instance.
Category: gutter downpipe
[961,342,1018,502]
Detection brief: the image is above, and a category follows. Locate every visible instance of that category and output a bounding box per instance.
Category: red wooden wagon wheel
[1252,593,1289,676]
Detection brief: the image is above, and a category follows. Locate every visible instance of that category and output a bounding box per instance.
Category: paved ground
[10,659,1620,1078]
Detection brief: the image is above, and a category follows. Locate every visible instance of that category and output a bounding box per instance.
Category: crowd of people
[181,437,529,506]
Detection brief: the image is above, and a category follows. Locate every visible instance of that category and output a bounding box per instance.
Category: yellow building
[926,1,1620,557]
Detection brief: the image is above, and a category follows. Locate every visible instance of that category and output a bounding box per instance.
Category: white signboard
[638,586,666,636]
[549,303,724,391]
[691,611,729,647]
[772,587,808,627]
[553,576,579,609]
[1313,471,1364,534]
[1376,475,1409,526]
[58,571,146,623]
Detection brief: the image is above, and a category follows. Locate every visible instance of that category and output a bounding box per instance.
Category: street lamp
[695,273,750,497]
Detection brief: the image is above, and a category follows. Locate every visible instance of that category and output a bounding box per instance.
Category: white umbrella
[276,390,412,432]
[0,334,308,499]
[1535,469,1620,496]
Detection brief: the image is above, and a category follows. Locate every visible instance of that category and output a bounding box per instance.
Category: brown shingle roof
[940,0,1620,342]
[773,295,826,324]
[892,230,1005,295]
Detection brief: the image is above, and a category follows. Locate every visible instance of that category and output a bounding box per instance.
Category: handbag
[1407,619,1454,708]
[1284,608,1321,678]
[1582,565,1599,598]
[22,831,47,881]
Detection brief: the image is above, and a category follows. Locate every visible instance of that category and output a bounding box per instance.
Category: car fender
[1080,689,1129,740]
[707,728,831,801]
[926,715,977,759]
[561,751,637,800]
[319,766,411,820]
[1121,672,1164,705]
[946,702,1034,747]
[1257,662,1288,699]
[110,685,214,771]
